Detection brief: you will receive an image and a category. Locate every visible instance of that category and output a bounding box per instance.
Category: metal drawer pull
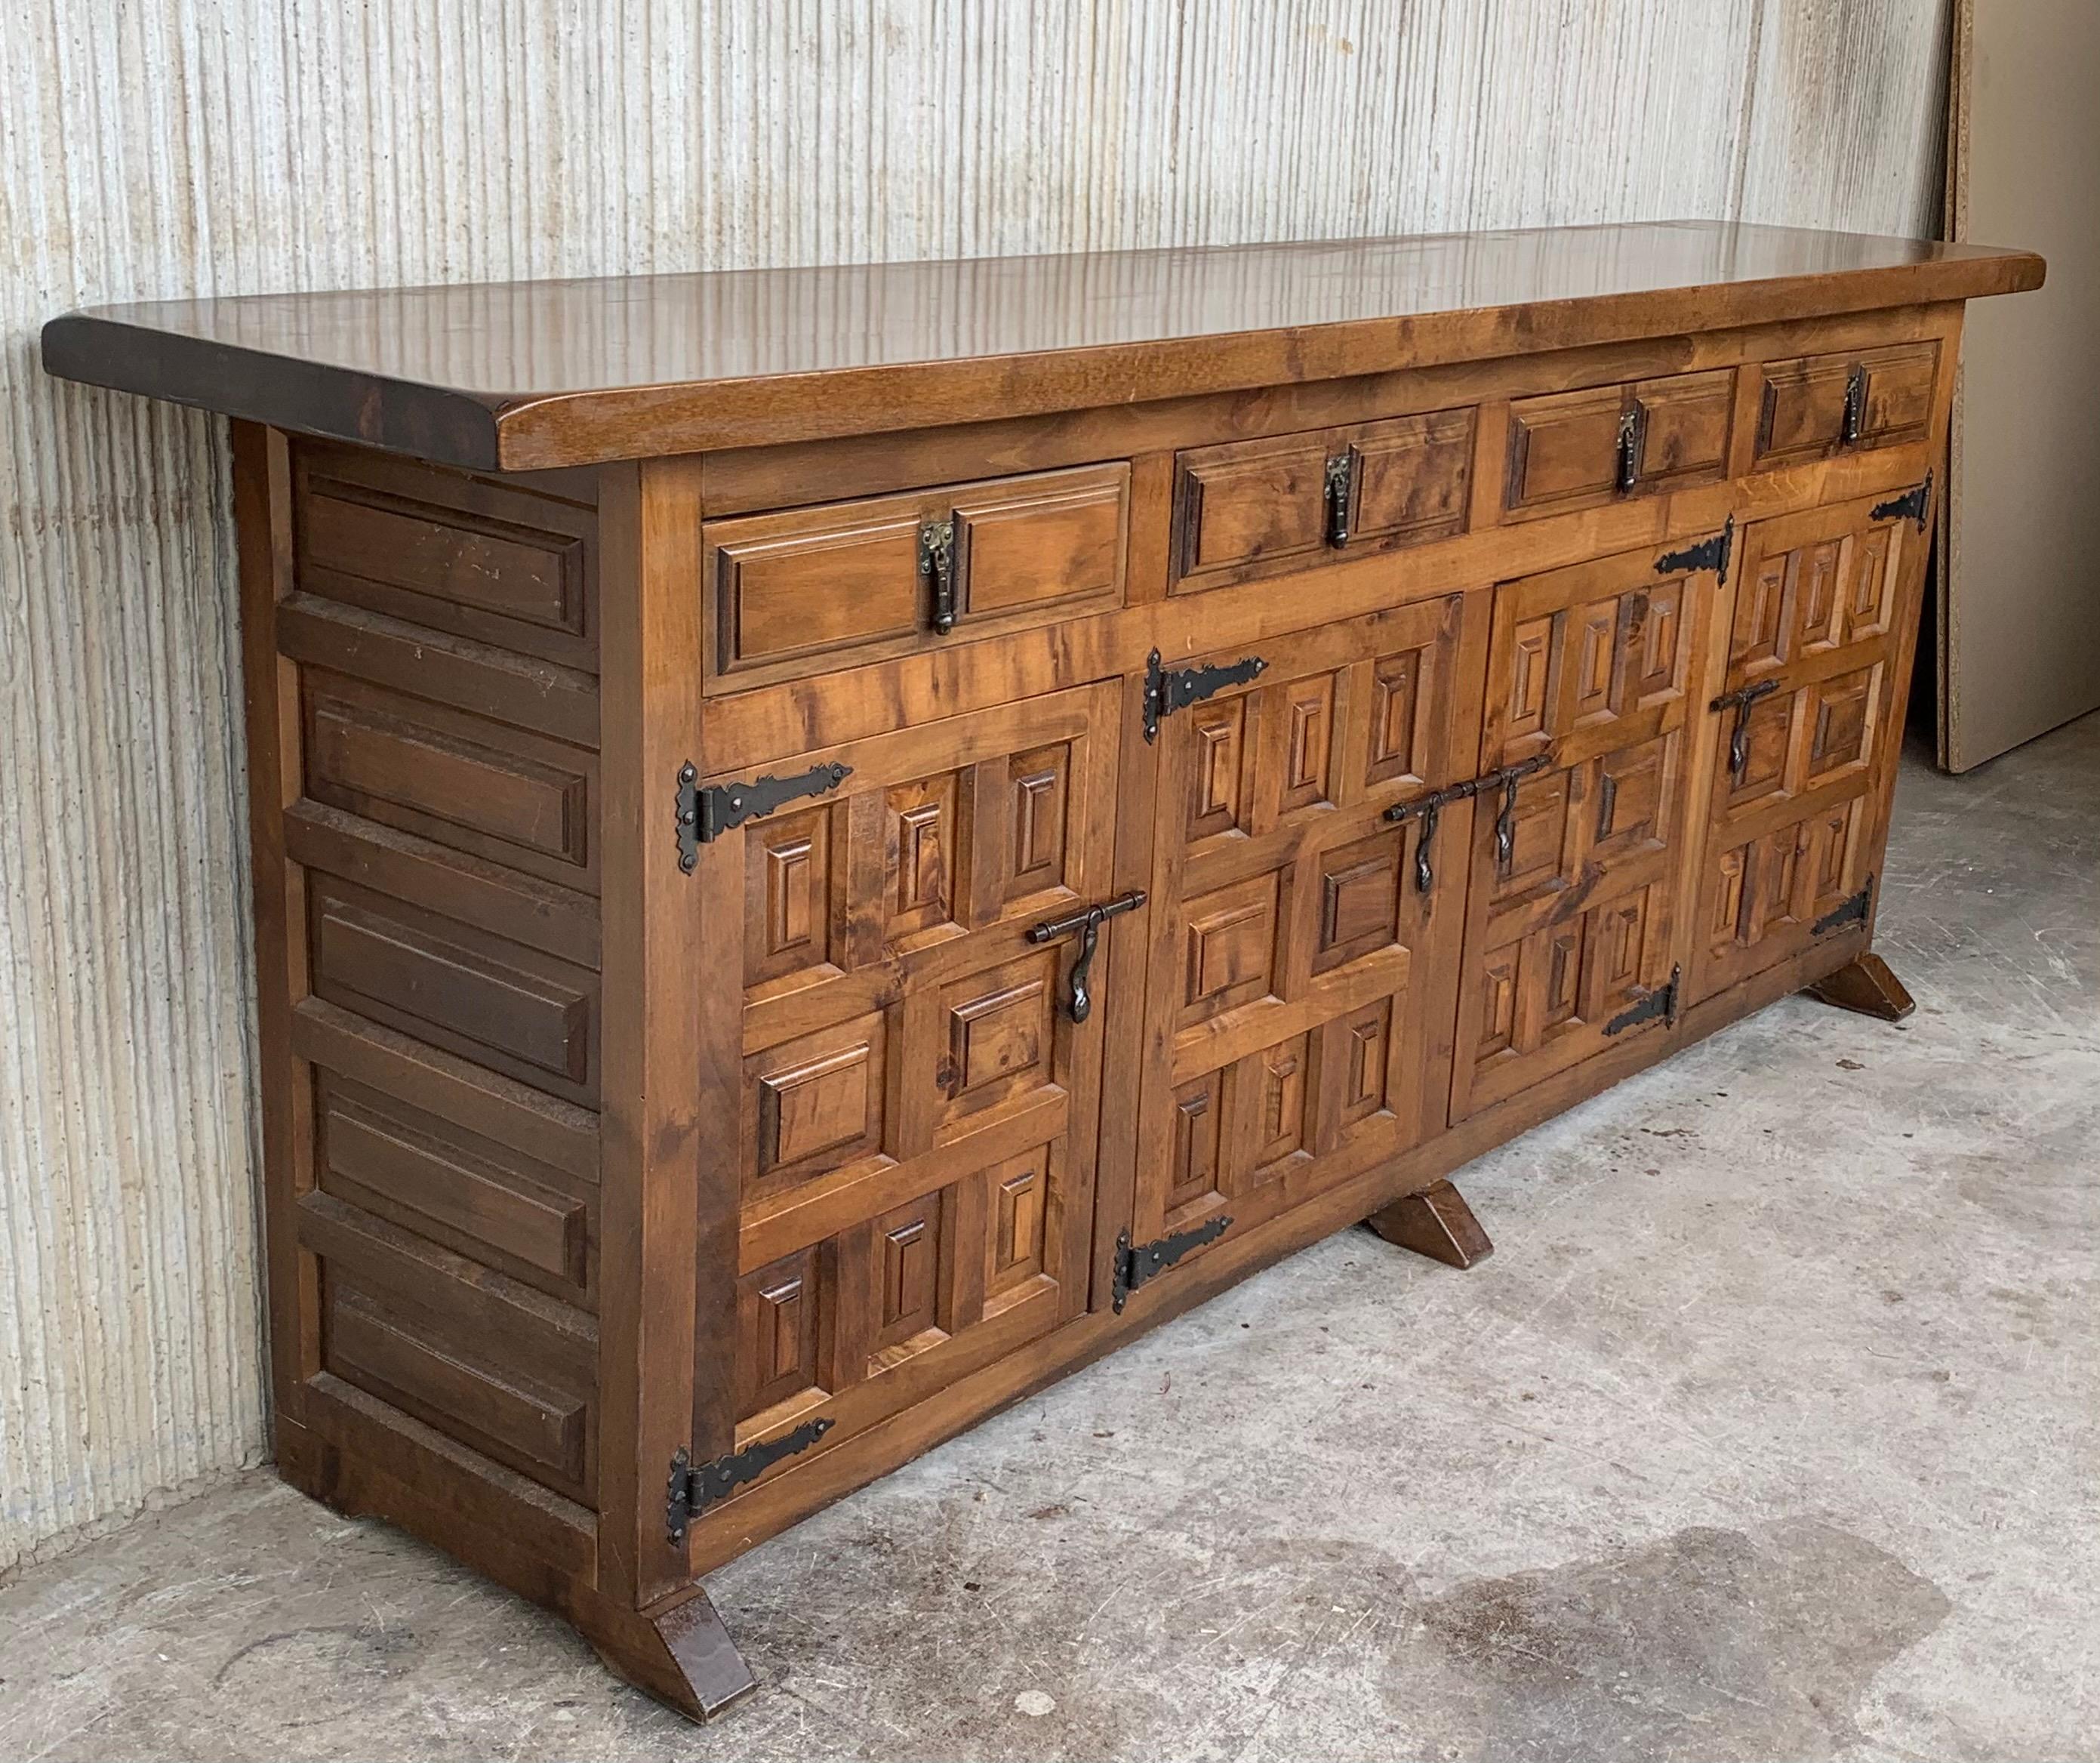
[1323,448,1357,547]
[1026,889,1146,1023]
[919,516,958,634]
[1614,408,1643,495]
[1841,364,1868,447]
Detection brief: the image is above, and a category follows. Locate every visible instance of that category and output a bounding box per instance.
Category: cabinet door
[1449,536,1720,1121]
[1127,595,1486,1279]
[691,684,1120,1467]
[1687,491,1927,1004]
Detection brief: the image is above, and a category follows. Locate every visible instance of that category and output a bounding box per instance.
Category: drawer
[1504,369,1734,519]
[1753,341,1939,469]
[705,462,1129,689]
[1171,406,1474,593]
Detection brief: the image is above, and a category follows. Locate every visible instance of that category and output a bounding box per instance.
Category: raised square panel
[1185,698,1248,842]
[1795,539,1846,653]
[868,1188,952,1368]
[737,1247,828,1423]
[1725,689,1795,809]
[1366,646,1427,788]
[1591,736,1670,862]
[1328,999,1393,1136]
[1807,668,1876,784]
[1506,615,1555,742]
[1505,384,1628,515]
[1172,433,1331,585]
[984,1147,1051,1302]
[1007,744,1070,902]
[1581,889,1650,1019]
[886,771,962,939]
[1538,923,1585,1033]
[1476,948,1520,1061]
[1629,581,1686,707]
[1733,554,1792,675]
[744,806,833,988]
[1846,527,1898,642]
[1246,1034,1310,1178]
[748,1012,887,1188]
[1180,871,1281,1025]
[1567,596,1625,729]
[1747,824,1805,941]
[1629,370,1732,488]
[1707,843,1751,955]
[1806,800,1861,907]
[1270,672,1338,818]
[938,949,1059,1123]
[1313,830,1403,975]
[1353,408,1475,547]
[1493,771,1571,898]
[1169,1072,1225,1211]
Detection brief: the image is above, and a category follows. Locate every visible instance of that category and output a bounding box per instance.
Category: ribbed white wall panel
[0,0,1948,1570]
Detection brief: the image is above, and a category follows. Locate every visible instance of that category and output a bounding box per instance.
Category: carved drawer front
[1689,489,1929,1004]
[1753,341,1939,470]
[1450,533,1722,1121]
[1504,370,1734,520]
[1128,593,1487,1287]
[1171,406,1476,593]
[704,463,1129,690]
[685,685,1120,1502]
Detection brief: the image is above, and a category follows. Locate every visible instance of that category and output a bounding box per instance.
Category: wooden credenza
[44,222,2042,1720]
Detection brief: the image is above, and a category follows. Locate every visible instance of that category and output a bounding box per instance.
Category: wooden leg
[1803,951,1916,1023]
[590,1585,758,1722]
[1365,1178,1494,1269]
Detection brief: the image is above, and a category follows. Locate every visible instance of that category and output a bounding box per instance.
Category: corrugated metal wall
[0,0,1949,1570]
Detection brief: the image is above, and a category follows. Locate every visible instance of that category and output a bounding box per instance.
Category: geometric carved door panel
[691,683,1119,1464]
[1449,533,1722,1120]
[1688,490,1927,1004]
[1131,593,1488,1275]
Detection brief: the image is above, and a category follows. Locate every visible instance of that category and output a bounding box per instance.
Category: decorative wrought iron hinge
[667,1418,834,1544]
[1656,515,1735,585]
[1603,964,1681,1037]
[1323,448,1358,547]
[1141,647,1268,744]
[1813,876,1874,937]
[1872,473,1933,531]
[676,760,853,872]
[1112,1216,1232,1313]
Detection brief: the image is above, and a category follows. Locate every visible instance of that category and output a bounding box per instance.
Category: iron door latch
[667,1417,833,1543]
[1323,447,1359,547]
[1710,678,1782,785]
[1603,965,1681,1037]
[1841,363,1869,447]
[1615,406,1646,495]
[1026,889,1146,1023]
[676,760,853,872]
[1384,751,1555,895]
[919,516,959,634]
[1112,1216,1233,1313]
[1142,648,1268,743]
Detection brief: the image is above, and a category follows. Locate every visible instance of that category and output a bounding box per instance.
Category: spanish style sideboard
[45,222,2043,1719]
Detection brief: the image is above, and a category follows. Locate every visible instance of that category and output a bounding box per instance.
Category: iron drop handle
[1323,448,1357,547]
[1841,365,1868,448]
[1026,889,1146,1023]
[919,517,959,634]
[1712,679,1782,784]
[1614,408,1643,495]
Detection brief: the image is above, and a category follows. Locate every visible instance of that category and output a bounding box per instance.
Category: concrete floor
[5,717,2097,1763]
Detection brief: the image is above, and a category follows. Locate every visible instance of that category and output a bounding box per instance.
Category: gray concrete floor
[5,717,2097,1763]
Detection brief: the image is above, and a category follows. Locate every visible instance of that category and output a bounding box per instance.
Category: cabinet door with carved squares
[1687,491,1926,1005]
[690,684,1119,1471]
[1449,536,1720,1120]
[1129,595,1487,1277]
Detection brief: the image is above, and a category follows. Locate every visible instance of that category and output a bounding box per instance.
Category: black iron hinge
[1112,1216,1232,1313]
[1603,965,1681,1038]
[667,1418,834,1544]
[1656,515,1735,586]
[1813,876,1874,937]
[676,760,853,872]
[1872,473,1933,531]
[1142,647,1267,744]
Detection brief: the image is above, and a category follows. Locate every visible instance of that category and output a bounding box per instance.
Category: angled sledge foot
[1803,952,1915,1023]
[590,1584,757,1724]
[1366,1178,1494,1269]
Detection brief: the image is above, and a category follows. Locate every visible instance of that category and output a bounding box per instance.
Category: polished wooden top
[43,221,2043,471]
